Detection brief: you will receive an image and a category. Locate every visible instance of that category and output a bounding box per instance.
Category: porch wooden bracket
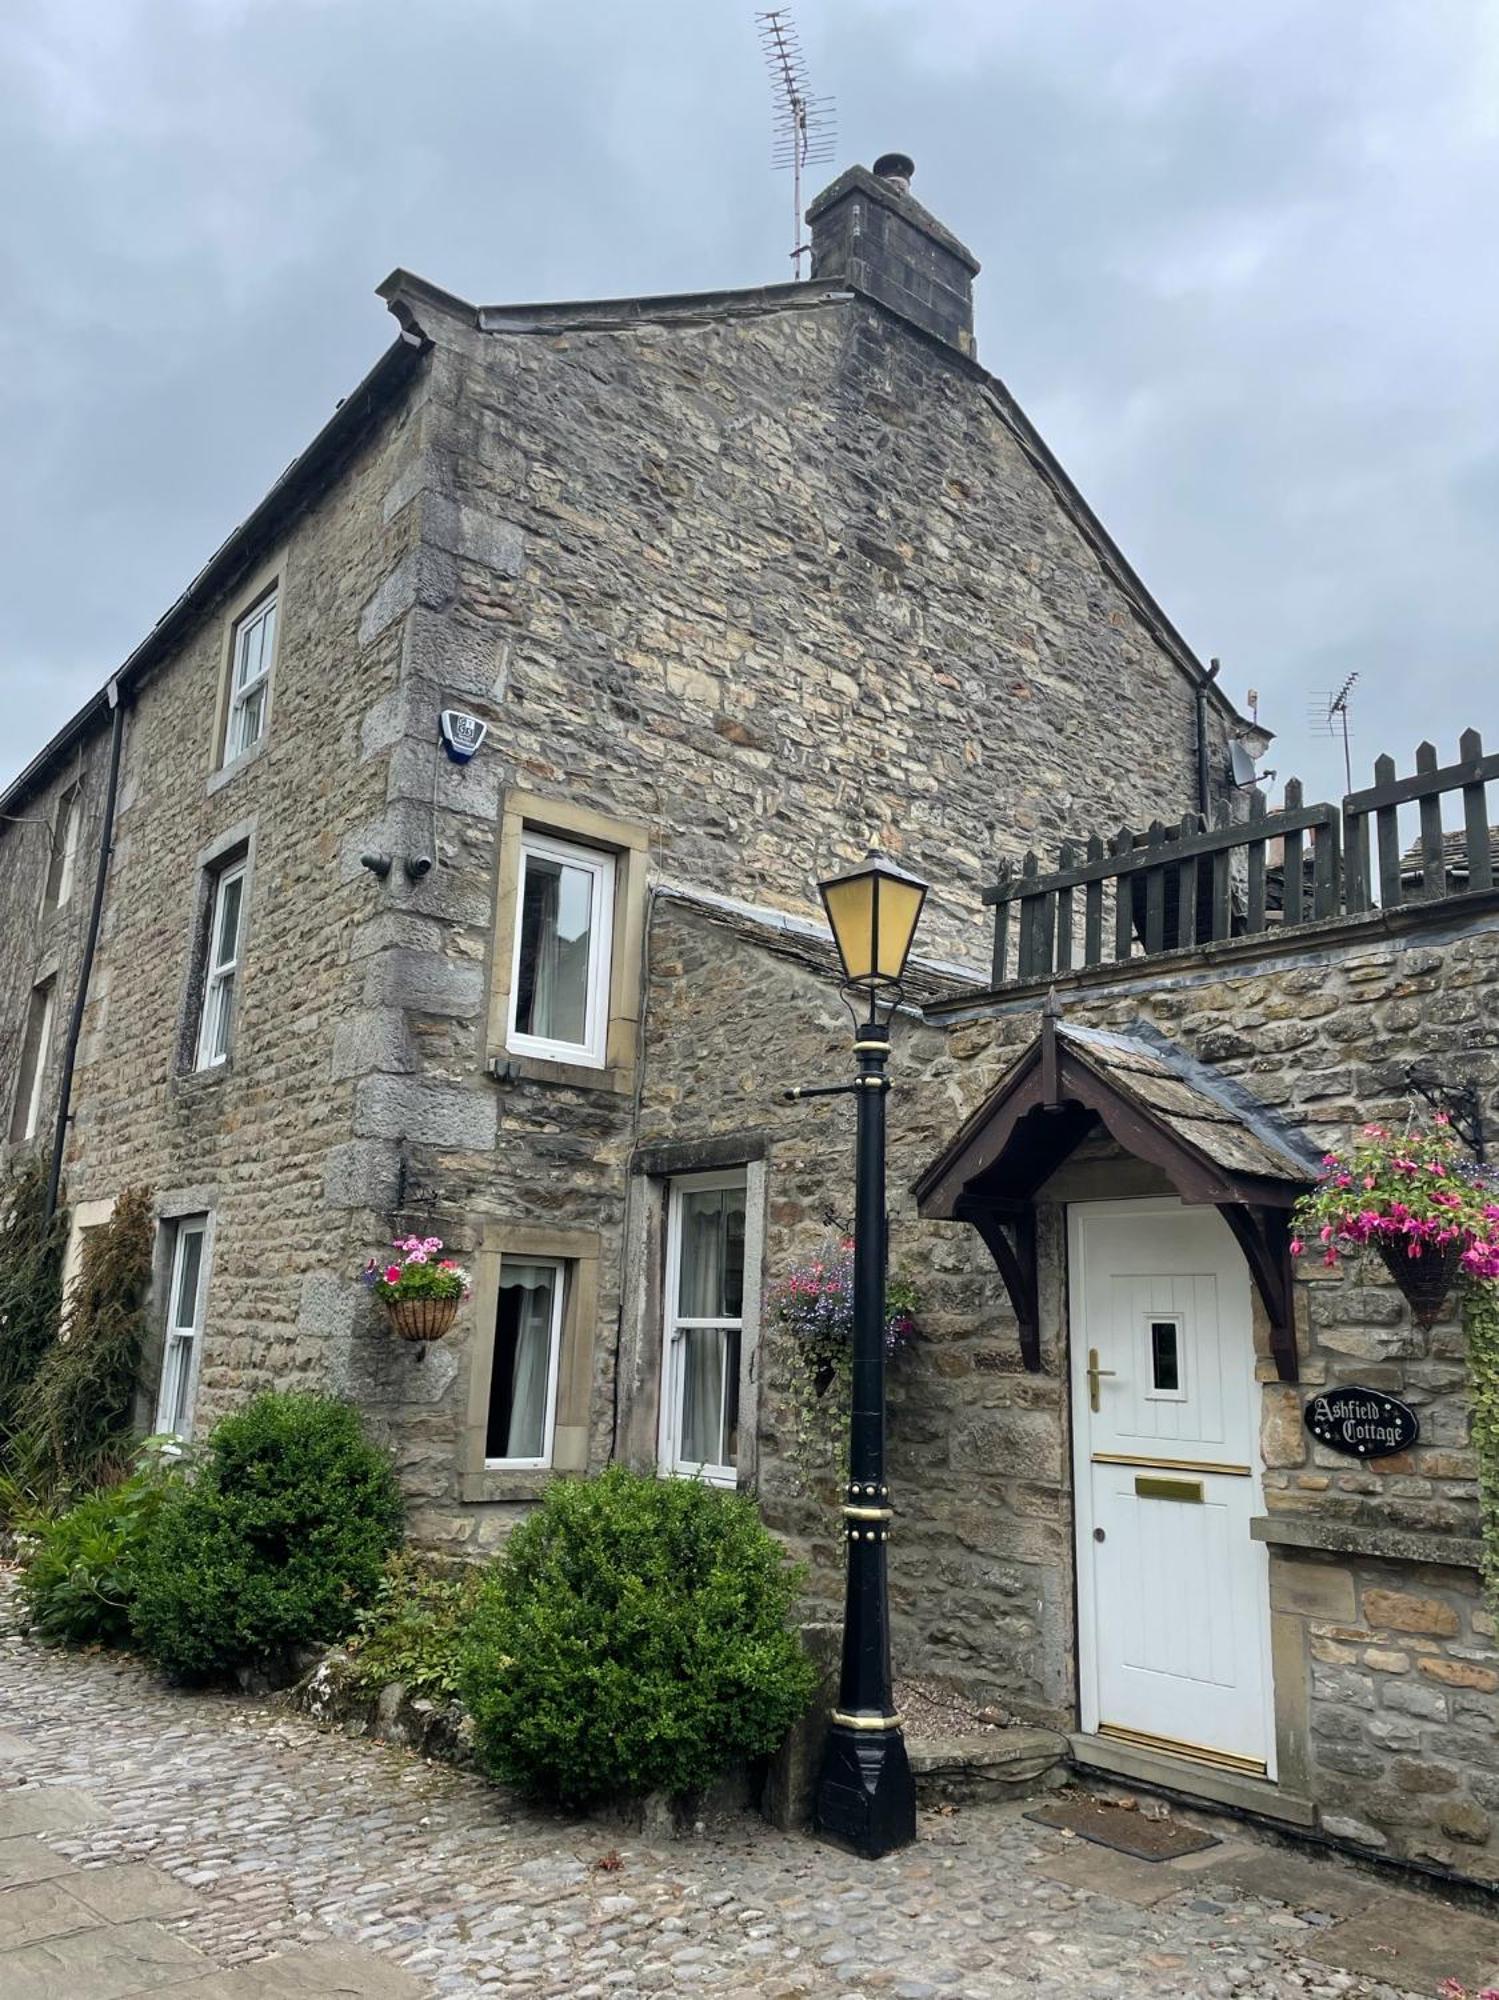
[953,1196,1041,1373]
[1216,1203,1300,1383]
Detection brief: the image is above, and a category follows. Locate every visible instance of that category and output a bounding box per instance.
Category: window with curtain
[196,859,247,1070]
[507,832,615,1067]
[485,1257,565,1466]
[224,589,277,762]
[155,1217,209,1441]
[660,1172,747,1485]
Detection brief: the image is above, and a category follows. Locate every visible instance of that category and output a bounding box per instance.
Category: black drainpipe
[1195,656,1221,819]
[46,678,126,1221]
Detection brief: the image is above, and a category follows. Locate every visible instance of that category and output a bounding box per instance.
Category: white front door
[1070,1198,1273,1774]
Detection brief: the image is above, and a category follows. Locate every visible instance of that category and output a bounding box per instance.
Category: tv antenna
[1308,671,1359,794]
[758,9,836,274]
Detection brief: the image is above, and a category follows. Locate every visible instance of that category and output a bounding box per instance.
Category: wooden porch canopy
[913,1007,1322,1382]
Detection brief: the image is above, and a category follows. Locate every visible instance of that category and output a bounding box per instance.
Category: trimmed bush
[18,1183,153,1492]
[130,1393,405,1680]
[19,1446,183,1648]
[459,1466,818,1807]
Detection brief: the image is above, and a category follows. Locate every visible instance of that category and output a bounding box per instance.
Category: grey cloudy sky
[3,0,1497,805]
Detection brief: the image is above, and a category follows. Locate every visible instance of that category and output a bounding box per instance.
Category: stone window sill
[207,738,269,796]
[490,1053,631,1096]
[460,1467,584,1505]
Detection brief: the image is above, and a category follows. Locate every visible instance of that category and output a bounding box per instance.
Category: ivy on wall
[1466,1284,1499,1611]
[0,1162,68,1450]
[17,1184,154,1497]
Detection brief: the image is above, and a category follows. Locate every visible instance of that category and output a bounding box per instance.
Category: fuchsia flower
[1292,1119,1499,1293]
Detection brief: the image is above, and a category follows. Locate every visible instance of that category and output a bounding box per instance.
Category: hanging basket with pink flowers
[362,1236,472,1345]
[1291,1118,1499,1327]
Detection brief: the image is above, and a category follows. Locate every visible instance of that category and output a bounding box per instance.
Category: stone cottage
[4,155,1497,1879]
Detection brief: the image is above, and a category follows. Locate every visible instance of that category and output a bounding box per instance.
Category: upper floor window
[42,785,81,915]
[659,1171,747,1486]
[197,860,247,1069]
[507,832,615,1069]
[8,978,56,1144]
[224,589,277,764]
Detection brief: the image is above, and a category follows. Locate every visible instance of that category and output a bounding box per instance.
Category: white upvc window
[197,861,247,1070]
[224,590,277,762]
[506,832,615,1069]
[155,1217,209,1441]
[10,979,56,1144]
[42,786,81,914]
[484,1256,566,1468]
[659,1170,747,1486]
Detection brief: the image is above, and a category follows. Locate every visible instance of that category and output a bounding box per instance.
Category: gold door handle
[1087,1348,1116,1413]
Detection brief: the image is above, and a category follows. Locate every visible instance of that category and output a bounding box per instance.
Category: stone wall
[386,280,1235,968]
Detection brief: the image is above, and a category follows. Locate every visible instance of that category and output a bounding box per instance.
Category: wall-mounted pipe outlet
[404,854,433,882]
[360,852,392,879]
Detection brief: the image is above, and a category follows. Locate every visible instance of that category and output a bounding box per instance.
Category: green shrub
[459,1466,818,1807]
[0,1162,68,1463]
[345,1552,484,1704]
[130,1393,405,1680]
[18,1445,183,1647]
[18,1183,153,1491]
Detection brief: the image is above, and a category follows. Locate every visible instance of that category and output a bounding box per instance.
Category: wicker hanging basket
[1375,1237,1466,1328]
[384,1294,460,1344]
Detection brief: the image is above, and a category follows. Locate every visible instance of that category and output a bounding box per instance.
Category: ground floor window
[155,1215,209,1440]
[659,1171,747,1485]
[485,1256,566,1467]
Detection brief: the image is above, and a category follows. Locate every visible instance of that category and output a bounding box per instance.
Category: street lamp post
[790,851,927,1860]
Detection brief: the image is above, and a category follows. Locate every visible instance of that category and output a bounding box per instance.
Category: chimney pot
[872,152,915,192]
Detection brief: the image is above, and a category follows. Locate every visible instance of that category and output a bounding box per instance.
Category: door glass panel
[514,854,594,1047]
[1150,1319,1180,1394]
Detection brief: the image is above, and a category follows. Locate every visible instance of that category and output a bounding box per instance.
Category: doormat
[1025,1796,1220,1861]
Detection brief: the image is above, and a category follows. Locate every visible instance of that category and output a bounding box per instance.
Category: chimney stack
[807,155,979,356]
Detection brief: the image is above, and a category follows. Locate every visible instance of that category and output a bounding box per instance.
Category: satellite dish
[1229,740,1260,788]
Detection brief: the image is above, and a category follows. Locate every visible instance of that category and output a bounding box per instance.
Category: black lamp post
[791,850,927,1860]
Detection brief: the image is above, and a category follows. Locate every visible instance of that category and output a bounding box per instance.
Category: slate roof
[1059,1021,1324,1183]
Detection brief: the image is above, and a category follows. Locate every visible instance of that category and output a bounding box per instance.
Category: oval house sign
[1304,1386,1419,1459]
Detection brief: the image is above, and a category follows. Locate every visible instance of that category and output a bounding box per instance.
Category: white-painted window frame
[196,860,247,1070]
[223,589,277,764]
[13,979,56,1143]
[155,1216,209,1442]
[483,1254,566,1470]
[658,1168,747,1488]
[506,831,615,1070]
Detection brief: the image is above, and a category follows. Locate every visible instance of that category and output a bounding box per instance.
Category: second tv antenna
[758,9,836,274]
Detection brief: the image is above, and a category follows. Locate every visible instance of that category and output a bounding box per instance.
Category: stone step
[909,1726,1070,1806]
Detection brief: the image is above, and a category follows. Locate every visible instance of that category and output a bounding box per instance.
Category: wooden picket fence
[985,729,1498,987]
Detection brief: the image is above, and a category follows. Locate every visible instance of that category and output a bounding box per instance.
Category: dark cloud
[3,0,1496,807]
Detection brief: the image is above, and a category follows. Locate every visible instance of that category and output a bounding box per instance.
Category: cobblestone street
[4,1604,1499,1999]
